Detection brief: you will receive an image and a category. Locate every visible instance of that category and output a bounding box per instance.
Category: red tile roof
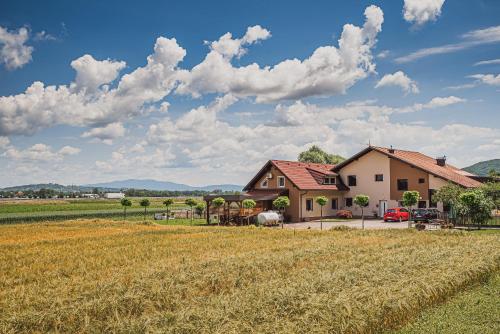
[335,146,482,188]
[270,160,347,190]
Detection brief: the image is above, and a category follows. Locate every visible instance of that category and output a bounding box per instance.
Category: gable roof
[243,160,348,191]
[333,146,482,188]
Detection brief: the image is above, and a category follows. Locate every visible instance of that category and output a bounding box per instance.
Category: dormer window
[324,176,336,185]
[260,179,268,188]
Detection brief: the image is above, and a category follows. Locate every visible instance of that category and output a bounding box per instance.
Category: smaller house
[104,192,125,199]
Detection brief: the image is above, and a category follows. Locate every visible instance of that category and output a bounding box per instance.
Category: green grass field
[0,198,195,224]
[395,273,500,333]
[0,220,498,333]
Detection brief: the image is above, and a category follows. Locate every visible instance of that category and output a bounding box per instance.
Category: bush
[336,210,353,219]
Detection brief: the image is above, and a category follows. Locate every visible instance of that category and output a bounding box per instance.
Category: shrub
[336,210,353,219]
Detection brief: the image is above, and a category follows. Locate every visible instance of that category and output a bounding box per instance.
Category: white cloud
[0,36,185,136]
[34,31,56,41]
[0,136,10,149]
[399,95,465,113]
[396,25,500,63]
[403,0,445,27]
[375,71,419,94]
[176,6,384,102]
[81,122,126,144]
[71,54,126,92]
[474,59,500,66]
[468,74,500,86]
[0,26,33,70]
[376,50,390,59]
[3,143,80,162]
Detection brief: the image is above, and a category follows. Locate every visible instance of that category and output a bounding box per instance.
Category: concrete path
[283,219,409,230]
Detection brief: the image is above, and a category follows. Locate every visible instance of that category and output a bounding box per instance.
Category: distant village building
[104,192,125,199]
[82,193,99,199]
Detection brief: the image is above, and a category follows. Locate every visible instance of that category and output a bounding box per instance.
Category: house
[204,146,483,223]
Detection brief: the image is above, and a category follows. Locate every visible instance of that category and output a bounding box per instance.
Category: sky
[0,0,499,187]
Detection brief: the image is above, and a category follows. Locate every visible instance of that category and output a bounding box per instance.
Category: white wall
[338,150,391,217]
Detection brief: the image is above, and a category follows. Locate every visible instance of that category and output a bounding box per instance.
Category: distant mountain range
[1,179,242,192]
[463,159,500,176]
[84,179,242,192]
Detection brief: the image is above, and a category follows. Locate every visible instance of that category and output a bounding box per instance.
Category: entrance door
[379,200,387,217]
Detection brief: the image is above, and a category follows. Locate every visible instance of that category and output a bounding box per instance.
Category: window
[348,175,357,186]
[397,179,408,191]
[277,176,285,188]
[324,176,336,185]
[260,179,268,188]
[306,198,313,211]
[400,208,408,213]
[418,178,425,184]
[345,197,353,207]
[418,200,427,208]
[375,174,384,182]
[331,198,338,210]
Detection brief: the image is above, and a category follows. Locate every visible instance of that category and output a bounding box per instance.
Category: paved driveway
[284,219,409,230]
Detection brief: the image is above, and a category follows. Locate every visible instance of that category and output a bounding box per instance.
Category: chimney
[388,145,395,154]
[436,156,446,166]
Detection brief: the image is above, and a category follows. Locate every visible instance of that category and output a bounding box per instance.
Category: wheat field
[0,219,499,333]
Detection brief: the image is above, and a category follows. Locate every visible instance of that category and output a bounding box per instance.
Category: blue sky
[0,0,499,187]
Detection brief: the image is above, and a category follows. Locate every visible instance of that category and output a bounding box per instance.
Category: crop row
[0,208,170,224]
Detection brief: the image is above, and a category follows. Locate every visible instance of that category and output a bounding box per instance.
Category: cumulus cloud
[375,71,419,94]
[81,122,126,144]
[71,55,126,92]
[396,25,500,63]
[3,143,80,162]
[0,26,34,70]
[34,30,56,41]
[0,36,185,136]
[403,0,445,27]
[176,6,384,102]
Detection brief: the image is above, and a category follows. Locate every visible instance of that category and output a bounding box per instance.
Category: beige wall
[338,150,391,216]
[300,190,343,220]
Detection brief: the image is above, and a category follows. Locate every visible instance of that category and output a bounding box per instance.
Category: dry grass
[0,219,499,333]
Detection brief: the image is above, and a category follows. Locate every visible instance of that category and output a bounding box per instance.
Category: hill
[463,159,500,176]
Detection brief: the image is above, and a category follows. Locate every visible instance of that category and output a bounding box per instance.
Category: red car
[383,208,410,222]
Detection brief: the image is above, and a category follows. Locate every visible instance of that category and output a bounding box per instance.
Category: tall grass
[0,220,498,333]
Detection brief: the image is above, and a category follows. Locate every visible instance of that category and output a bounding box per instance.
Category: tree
[185,198,198,223]
[298,145,345,165]
[402,191,420,228]
[354,194,370,230]
[434,183,464,208]
[195,202,206,219]
[480,182,500,211]
[212,197,225,226]
[488,168,500,178]
[163,198,174,220]
[120,198,132,219]
[273,196,290,223]
[315,196,328,230]
[242,199,256,211]
[457,189,494,228]
[139,198,150,221]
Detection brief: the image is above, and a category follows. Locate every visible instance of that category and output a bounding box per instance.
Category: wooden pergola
[203,189,288,225]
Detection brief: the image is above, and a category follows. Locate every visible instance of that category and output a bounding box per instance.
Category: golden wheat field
[0,220,499,333]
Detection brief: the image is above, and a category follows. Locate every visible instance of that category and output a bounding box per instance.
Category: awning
[204,189,287,202]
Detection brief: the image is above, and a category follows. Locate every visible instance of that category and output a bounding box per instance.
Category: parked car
[383,208,410,222]
[412,208,440,222]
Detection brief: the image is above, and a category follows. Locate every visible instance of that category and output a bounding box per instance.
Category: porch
[203,189,288,225]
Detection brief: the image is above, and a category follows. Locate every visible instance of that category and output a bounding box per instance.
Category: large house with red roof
[205,146,483,223]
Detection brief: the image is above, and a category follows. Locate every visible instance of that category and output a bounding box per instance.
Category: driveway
[284,219,409,230]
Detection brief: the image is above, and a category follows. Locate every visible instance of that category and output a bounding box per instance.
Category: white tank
[257,211,281,226]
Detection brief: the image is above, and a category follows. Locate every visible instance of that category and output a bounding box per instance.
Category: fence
[438,211,500,228]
